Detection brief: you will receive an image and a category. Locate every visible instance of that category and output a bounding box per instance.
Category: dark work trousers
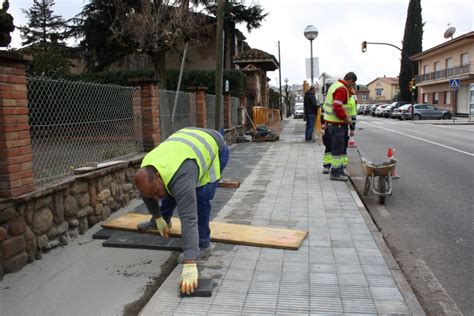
[143,145,230,249]
[322,130,332,167]
[327,124,346,176]
[343,124,349,155]
[305,113,316,141]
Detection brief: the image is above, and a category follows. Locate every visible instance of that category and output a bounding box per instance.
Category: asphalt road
[347,116,474,315]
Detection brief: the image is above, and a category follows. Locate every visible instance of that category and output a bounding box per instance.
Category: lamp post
[304,25,318,84]
[284,78,289,116]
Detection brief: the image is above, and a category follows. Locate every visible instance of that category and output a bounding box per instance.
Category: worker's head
[344,72,358,87]
[309,84,317,91]
[134,166,168,200]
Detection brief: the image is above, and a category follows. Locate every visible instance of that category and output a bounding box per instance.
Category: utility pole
[278,41,283,119]
[214,0,225,131]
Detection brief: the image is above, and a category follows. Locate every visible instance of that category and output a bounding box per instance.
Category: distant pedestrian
[322,72,357,181]
[304,85,319,142]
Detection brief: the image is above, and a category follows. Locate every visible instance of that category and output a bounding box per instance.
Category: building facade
[412,31,474,116]
[367,76,400,103]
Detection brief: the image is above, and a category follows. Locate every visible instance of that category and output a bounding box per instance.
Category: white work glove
[180,263,198,295]
[155,217,170,239]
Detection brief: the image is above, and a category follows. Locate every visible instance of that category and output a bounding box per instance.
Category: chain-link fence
[28,77,143,183]
[159,90,193,139]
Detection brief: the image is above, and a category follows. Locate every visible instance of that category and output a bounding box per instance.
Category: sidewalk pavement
[0,118,425,315]
[140,119,425,315]
[412,116,473,125]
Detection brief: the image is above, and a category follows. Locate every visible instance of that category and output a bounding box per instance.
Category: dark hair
[344,72,357,82]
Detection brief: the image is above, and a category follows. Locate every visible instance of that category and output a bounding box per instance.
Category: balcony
[416,64,472,83]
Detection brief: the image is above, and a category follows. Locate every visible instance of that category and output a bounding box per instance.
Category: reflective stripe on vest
[141,128,221,193]
[323,81,349,123]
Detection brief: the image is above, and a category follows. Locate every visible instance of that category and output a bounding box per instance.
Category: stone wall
[0,156,143,280]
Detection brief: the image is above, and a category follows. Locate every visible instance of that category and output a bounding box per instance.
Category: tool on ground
[218,180,240,188]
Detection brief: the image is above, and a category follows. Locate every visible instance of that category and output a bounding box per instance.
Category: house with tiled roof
[367,76,400,103]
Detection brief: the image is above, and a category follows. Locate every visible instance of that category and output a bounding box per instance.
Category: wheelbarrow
[358,150,397,204]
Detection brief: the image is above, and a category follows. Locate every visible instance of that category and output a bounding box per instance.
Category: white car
[294,103,304,119]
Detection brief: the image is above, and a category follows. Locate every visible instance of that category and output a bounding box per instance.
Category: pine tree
[18,0,68,49]
[399,0,423,102]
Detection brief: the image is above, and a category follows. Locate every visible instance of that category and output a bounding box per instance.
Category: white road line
[415,259,463,315]
[360,121,474,157]
[376,205,391,217]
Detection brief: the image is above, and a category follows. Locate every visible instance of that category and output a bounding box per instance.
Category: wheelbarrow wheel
[378,176,386,204]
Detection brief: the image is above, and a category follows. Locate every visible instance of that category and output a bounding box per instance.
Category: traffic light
[411,78,416,91]
[361,41,367,53]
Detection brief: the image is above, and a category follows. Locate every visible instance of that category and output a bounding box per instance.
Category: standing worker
[342,88,358,176]
[304,85,319,142]
[133,127,229,295]
[322,72,357,181]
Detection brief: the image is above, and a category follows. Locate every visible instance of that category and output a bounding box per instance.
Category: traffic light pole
[361,41,416,120]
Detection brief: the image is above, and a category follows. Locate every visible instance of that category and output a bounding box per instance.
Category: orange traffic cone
[348,136,357,148]
[387,148,400,179]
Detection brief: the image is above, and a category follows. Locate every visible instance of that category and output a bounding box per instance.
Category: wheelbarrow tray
[361,158,397,177]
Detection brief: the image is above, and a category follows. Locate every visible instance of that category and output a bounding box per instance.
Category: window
[445,91,451,104]
[461,53,469,66]
[434,62,441,71]
[433,92,439,104]
[446,58,453,68]
[423,64,430,74]
[423,93,428,103]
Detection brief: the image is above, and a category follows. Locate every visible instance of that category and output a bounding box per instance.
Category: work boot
[178,247,212,263]
[330,174,348,181]
[343,167,350,177]
[322,166,330,174]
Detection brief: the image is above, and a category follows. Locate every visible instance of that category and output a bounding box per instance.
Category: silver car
[400,103,452,120]
[294,104,304,119]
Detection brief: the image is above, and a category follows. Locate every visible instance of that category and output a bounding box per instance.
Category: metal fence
[27,77,143,182]
[159,90,193,139]
[231,96,242,127]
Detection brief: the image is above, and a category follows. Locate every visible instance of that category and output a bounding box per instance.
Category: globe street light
[304,25,319,84]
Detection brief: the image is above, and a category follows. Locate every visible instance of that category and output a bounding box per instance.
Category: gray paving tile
[225,268,255,281]
[341,298,376,314]
[283,261,309,272]
[370,286,404,300]
[366,274,397,287]
[338,273,368,286]
[339,285,371,299]
[218,279,251,293]
[244,293,278,310]
[207,305,242,315]
[310,296,343,313]
[336,264,364,274]
[310,263,337,273]
[310,284,340,298]
[213,291,247,307]
[279,283,310,296]
[310,273,338,285]
[374,299,411,314]
[331,240,355,248]
[252,271,281,282]
[362,264,391,275]
[277,295,309,312]
[359,255,386,266]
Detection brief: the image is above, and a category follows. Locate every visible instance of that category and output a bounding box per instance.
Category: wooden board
[102,212,307,250]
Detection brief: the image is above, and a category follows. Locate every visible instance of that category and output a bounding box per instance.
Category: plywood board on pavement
[102,212,307,250]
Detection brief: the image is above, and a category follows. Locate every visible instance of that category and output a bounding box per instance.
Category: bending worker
[322,72,357,181]
[133,127,229,295]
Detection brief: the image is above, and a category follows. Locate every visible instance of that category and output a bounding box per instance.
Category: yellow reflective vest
[141,128,221,193]
[323,81,350,123]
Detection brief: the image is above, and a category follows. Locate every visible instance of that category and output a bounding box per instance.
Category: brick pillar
[0,52,34,198]
[223,92,231,129]
[129,78,160,151]
[189,87,207,128]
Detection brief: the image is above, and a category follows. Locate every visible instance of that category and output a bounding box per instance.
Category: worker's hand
[155,217,170,239]
[180,263,198,295]
[349,131,355,137]
[345,118,352,124]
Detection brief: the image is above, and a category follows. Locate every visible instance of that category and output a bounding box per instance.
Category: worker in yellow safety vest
[341,88,358,176]
[322,72,357,181]
[134,127,229,295]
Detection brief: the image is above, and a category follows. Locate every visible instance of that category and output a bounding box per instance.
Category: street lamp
[284,78,289,117]
[304,25,319,84]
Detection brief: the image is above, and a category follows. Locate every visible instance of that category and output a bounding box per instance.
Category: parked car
[294,103,304,119]
[364,104,372,115]
[381,104,397,118]
[357,104,365,115]
[385,101,411,118]
[392,104,410,119]
[374,104,390,117]
[400,104,452,120]
[370,104,382,116]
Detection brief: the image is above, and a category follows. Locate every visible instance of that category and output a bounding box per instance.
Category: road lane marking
[360,122,474,157]
[414,259,463,315]
[376,205,391,217]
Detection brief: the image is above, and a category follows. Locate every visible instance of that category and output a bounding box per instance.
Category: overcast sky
[7,0,474,85]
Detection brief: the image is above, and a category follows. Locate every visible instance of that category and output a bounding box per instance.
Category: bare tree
[112,0,211,89]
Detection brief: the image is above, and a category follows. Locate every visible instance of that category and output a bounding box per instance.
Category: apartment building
[367,76,399,103]
[412,31,474,116]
